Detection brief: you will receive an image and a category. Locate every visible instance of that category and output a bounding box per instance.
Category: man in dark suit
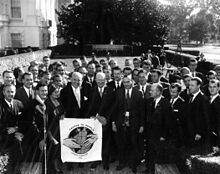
[15,72,34,128]
[107,66,124,163]
[135,69,151,100]
[169,83,186,147]
[0,70,15,99]
[150,69,170,89]
[83,62,97,87]
[134,69,151,162]
[107,66,124,90]
[208,79,220,151]
[0,84,24,174]
[187,77,209,147]
[141,60,152,83]
[112,76,144,173]
[180,74,192,103]
[201,70,217,97]
[188,58,204,80]
[145,83,172,174]
[88,72,115,170]
[15,72,35,162]
[60,72,91,118]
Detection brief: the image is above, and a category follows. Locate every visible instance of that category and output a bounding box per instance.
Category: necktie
[117,82,120,89]
[9,103,13,110]
[126,90,130,99]
[170,98,175,108]
[142,86,145,94]
[189,95,193,104]
[90,77,93,84]
[170,99,174,104]
[152,99,156,112]
[75,88,81,108]
[99,88,103,98]
[29,89,32,100]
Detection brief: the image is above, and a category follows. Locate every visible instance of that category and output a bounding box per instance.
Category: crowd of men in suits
[0,52,220,174]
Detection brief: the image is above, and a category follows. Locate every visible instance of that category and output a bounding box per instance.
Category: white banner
[60,118,102,163]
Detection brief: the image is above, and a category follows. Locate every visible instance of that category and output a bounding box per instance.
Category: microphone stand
[41,105,47,174]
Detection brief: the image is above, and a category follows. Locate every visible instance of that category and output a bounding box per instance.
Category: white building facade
[0,0,58,49]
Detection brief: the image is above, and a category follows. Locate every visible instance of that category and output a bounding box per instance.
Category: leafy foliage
[56,0,170,46]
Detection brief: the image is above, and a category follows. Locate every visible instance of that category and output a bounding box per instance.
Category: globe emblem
[67,127,95,154]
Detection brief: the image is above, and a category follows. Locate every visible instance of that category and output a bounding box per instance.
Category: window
[11,33,22,47]
[11,0,21,18]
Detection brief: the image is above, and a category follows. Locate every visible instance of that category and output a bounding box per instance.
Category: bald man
[60,72,91,118]
[87,72,115,170]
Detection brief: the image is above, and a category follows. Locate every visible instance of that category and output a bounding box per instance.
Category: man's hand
[112,122,117,132]
[15,132,24,141]
[7,127,18,134]
[195,134,202,141]
[213,146,220,153]
[63,138,81,149]
[96,115,107,126]
[139,126,144,133]
[83,134,98,147]
[52,137,59,145]
[39,139,46,151]
[160,137,165,141]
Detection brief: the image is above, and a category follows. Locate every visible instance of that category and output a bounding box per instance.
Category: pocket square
[173,109,179,112]
[84,96,88,100]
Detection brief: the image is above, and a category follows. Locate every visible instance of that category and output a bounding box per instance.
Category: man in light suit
[88,72,115,170]
[60,72,91,118]
[112,76,144,173]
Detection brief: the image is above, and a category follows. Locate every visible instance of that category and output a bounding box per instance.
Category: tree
[56,0,170,47]
[187,10,209,44]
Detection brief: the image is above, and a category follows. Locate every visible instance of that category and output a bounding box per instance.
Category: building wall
[0,49,51,81]
[0,0,57,49]
[0,0,10,49]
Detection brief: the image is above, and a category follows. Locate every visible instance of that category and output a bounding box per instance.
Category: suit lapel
[212,95,220,105]
[21,87,29,101]
[155,96,163,110]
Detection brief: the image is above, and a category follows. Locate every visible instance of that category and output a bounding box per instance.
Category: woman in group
[45,84,65,173]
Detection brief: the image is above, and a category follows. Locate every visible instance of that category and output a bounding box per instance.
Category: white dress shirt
[154,95,162,108]
[125,88,132,98]
[191,90,201,102]
[72,86,81,108]
[210,94,219,104]
[5,99,13,108]
[23,86,32,98]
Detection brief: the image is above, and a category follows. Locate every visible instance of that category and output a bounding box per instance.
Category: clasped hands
[62,134,98,150]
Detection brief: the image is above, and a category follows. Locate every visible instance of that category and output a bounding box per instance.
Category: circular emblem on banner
[63,126,98,155]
